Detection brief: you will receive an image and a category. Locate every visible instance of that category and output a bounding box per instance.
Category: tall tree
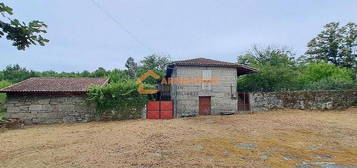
[125,57,138,78]
[237,46,300,92]
[340,23,357,68]
[140,54,170,72]
[306,22,357,68]
[0,2,48,50]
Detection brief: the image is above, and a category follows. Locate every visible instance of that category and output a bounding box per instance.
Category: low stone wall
[5,94,95,124]
[250,90,357,112]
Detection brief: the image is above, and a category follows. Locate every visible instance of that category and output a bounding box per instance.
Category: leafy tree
[0,64,132,83]
[40,70,57,77]
[3,64,35,83]
[136,54,170,85]
[125,57,138,78]
[108,69,130,82]
[306,22,357,68]
[0,2,48,50]
[298,62,353,85]
[340,23,357,69]
[92,67,108,77]
[237,46,300,92]
[238,46,296,67]
[80,70,91,77]
[139,54,170,72]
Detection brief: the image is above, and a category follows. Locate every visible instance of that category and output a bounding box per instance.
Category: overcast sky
[1,0,357,72]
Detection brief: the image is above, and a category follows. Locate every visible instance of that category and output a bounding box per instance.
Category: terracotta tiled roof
[169,58,258,75]
[0,77,109,94]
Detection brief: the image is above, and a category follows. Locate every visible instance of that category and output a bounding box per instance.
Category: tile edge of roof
[0,77,110,92]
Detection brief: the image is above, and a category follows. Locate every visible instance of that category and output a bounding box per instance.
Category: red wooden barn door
[147,101,173,119]
[199,96,211,115]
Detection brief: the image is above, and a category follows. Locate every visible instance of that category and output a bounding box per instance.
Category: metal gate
[146,101,173,119]
[237,92,250,112]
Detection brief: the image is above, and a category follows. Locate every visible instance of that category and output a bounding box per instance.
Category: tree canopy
[125,57,138,79]
[0,2,48,50]
[237,46,300,92]
[306,22,357,69]
[237,45,356,92]
[0,54,171,84]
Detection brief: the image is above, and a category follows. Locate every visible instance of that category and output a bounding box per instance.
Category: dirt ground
[1,108,357,168]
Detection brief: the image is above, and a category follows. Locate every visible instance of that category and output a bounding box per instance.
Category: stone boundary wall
[5,94,95,124]
[250,90,357,112]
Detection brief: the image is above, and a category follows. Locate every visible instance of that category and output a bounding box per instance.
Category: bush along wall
[0,80,12,120]
[87,81,150,120]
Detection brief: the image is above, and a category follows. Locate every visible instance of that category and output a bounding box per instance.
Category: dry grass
[1,108,357,168]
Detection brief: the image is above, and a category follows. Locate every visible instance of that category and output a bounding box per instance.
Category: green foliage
[237,65,300,92]
[306,22,357,68]
[0,54,170,84]
[140,54,170,72]
[136,54,170,85]
[237,45,356,92]
[87,81,149,119]
[0,65,127,83]
[0,80,11,120]
[2,65,38,83]
[125,57,138,79]
[304,78,357,91]
[0,2,48,50]
[298,62,353,84]
[237,46,300,92]
[92,67,108,77]
[108,69,130,83]
[238,46,296,67]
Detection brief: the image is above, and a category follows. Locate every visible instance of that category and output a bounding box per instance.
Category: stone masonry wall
[171,66,237,117]
[250,90,357,112]
[5,94,95,124]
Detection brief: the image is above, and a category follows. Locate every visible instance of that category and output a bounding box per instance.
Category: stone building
[165,58,257,117]
[0,77,108,124]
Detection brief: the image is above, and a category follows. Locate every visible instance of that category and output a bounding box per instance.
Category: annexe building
[0,77,108,124]
[166,58,257,117]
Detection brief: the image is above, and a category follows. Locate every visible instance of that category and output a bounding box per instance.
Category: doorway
[199,96,211,115]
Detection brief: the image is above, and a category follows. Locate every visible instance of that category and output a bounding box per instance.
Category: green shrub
[0,80,11,120]
[237,64,300,92]
[298,62,353,84]
[87,81,150,120]
[303,78,357,91]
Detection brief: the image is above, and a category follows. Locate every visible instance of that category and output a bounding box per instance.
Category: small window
[202,70,212,90]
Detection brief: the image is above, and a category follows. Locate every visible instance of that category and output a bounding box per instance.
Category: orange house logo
[136,70,220,94]
[136,70,160,94]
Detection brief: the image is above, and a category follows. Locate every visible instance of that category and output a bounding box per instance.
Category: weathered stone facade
[250,90,357,112]
[5,94,95,124]
[170,66,238,117]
